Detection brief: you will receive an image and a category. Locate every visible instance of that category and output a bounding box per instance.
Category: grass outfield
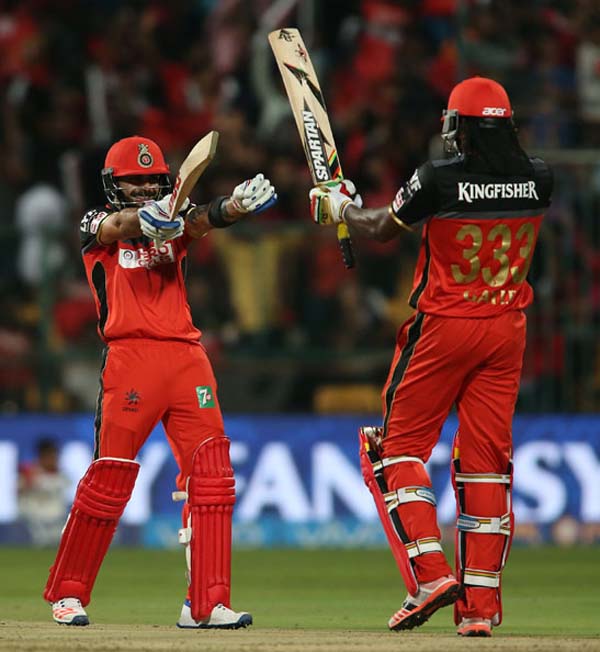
[0,546,598,651]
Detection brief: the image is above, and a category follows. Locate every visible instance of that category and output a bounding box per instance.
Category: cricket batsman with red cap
[309,77,553,637]
[43,135,277,628]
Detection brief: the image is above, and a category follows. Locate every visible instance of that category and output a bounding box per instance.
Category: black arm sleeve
[389,162,440,225]
[531,158,554,204]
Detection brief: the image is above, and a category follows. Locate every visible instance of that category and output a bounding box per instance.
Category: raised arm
[309,164,440,243]
[138,173,278,243]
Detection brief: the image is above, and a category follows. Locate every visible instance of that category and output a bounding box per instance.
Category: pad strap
[457,513,511,535]
[385,485,437,509]
[372,455,425,473]
[463,568,501,588]
[454,472,510,484]
[405,537,443,559]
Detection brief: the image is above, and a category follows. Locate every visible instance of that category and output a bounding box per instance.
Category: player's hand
[138,202,185,244]
[153,193,191,217]
[309,179,363,225]
[230,173,277,214]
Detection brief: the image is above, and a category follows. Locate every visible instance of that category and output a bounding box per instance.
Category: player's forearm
[98,209,142,244]
[343,205,407,242]
[184,199,244,239]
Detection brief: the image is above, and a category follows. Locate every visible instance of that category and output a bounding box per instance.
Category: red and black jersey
[80,208,201,343]
[389,156,553,317]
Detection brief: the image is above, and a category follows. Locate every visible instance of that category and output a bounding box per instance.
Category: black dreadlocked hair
[459,117,533,177]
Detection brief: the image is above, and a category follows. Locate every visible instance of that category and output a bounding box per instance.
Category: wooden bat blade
[268,28,341,183]
[168,130,219,218]
[269,28,355,269]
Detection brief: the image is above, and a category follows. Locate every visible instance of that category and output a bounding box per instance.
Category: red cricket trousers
[94,338,226,490]
[382,310,525,461]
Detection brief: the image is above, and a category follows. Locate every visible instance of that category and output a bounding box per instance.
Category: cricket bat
[167,130,219,218]
[268,28,355,269]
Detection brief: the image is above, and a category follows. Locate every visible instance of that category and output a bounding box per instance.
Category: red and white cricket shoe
[388,575,461,631]
[177,600,252,629]
[51,598,90,626]
[457,617,493,637]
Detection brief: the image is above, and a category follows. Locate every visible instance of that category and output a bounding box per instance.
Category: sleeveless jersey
[389,156,553,317]
[80,208,201,342]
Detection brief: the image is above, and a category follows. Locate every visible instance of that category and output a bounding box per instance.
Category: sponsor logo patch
[196,385,215,408]
[123,388,141,413]
[482,107,507,116]
[90,211,108,234]
[302,109,329,182]
[118,243,175,269]
[392,188,406,213]
[458,180,539,203]
[278,28,293,42]
[392,169,421,213]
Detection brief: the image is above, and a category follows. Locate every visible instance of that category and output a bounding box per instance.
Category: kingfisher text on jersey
[458,181,539,203]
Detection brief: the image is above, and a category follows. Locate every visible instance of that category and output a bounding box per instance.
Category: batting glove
[230,173,277,214]
[153,193,191,217]
[309,179,363,225]
[138,201,185,244]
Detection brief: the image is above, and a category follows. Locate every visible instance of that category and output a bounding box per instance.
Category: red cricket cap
[104,136,169,177]
[446,76,512,119]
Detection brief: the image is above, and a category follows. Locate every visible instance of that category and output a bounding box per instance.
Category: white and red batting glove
[230,173,277,214]
[138,193,189,244]
[309,179,362,225]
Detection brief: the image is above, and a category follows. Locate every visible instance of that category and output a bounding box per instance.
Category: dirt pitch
[1,622,598,652]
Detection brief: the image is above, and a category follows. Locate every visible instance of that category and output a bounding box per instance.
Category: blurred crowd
[17,437,69,545]
[0,0,599,413]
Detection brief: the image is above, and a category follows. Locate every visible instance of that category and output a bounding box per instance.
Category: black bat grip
[337,223,355,269]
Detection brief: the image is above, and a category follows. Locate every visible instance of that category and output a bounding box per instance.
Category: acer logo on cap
[482,107,507,116]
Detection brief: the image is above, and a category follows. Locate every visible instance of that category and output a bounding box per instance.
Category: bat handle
[337,223,355,269]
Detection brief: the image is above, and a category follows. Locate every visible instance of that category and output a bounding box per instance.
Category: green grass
[2,546,599,636]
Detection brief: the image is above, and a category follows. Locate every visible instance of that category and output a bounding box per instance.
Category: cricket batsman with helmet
[43,135,277,628]
[309,77,553,637]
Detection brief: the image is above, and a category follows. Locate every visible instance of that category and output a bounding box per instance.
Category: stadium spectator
[15,183,69,287]
[576,11,600,145]
[18,438,69,546]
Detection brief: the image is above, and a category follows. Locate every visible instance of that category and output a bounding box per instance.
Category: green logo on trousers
[196,386,215,408]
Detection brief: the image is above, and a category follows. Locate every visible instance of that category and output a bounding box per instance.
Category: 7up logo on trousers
[196,386,215,408]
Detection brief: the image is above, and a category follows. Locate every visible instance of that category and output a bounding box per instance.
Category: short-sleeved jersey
[80,207,201,343]
[389,156,553,317]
